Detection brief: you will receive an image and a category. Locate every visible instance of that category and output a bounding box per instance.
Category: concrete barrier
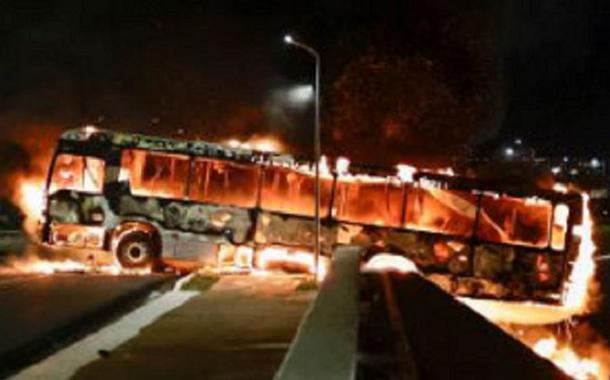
[386,273,570,380]
[274,246,362,380]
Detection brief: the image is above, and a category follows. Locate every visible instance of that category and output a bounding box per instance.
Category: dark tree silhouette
[327,54,486,166]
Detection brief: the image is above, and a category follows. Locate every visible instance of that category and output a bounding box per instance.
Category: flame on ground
[1,257,151,276]
[525,194,604,380]
[255,246,328,281]
[531,337,604,380]
[449,191,604,379]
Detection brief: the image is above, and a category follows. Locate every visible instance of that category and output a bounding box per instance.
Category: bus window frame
[187,156,262,209]
[120,148,191,200]
[402,184,479,238]
[259,164,335,219]
[471,191,554,251]
[332,175,405,227]
[549,202,570,252]
[48,153,106,195]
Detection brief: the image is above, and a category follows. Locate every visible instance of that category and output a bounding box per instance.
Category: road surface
[0,272,170,377]
[73,274,314,380]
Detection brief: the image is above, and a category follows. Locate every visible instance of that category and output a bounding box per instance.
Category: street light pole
[284,34,322,282]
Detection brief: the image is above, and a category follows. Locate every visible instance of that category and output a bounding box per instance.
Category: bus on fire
[41,126,586,306]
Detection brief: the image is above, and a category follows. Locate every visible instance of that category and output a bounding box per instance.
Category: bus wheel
[116,232,157,269]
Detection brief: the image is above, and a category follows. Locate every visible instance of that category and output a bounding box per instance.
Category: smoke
[0,124,61,199]
[326,55,474,166]
[0,142,31,196]
[321,1,503,167]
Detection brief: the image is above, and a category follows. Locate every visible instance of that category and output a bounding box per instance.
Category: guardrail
[276,250,571,380]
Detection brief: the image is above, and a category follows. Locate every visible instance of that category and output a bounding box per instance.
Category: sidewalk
[72,274,315,380]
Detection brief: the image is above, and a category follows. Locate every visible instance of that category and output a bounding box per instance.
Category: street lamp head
[286,84,314,104]
[284,34,294,44]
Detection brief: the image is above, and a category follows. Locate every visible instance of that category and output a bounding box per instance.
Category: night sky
[0,0,608,171]
[503,1,610,157]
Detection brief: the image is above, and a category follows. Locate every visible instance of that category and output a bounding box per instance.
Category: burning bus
[40,126,591,308]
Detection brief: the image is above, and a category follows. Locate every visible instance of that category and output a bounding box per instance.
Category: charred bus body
[41,127,583,305]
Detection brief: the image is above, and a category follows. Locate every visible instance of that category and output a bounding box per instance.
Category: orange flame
[563,193,596,312]
[501,193,604,379]
[13,174,46,237]
[255,246,328,281]
[1,257,151,276]
[532,337,602,380]
[224,136,285,152]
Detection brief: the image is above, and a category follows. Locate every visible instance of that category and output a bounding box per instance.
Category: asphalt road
[0,272,170,377]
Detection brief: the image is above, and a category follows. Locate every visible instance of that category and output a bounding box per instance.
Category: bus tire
[116,231,158,270]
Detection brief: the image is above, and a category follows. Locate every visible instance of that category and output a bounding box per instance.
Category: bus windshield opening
[49,154,105,194]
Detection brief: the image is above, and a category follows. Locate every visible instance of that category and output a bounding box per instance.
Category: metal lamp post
[284,34,322,282]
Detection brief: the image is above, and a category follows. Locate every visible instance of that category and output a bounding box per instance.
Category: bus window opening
[49,154,105,194]
[334,177,403,226]
[121,149,189,198]
[476,195,552,248]
[551,203,569,251]
[260,167,333,217]
[404,187,477,237]
[189,159,260,208]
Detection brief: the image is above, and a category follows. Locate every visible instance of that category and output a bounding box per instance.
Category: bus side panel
[116,194,254,244]
[159,230,219,266]
[332,222,565,303]
[47,191,116,241]
[253,211,335,252]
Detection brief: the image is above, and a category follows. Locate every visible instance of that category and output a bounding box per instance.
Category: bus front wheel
[116,232,157,270]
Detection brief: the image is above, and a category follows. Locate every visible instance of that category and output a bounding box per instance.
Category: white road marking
[173,271,196,291]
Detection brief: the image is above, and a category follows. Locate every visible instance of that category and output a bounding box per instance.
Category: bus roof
[60,126,295,165]
[59,126,582,207]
